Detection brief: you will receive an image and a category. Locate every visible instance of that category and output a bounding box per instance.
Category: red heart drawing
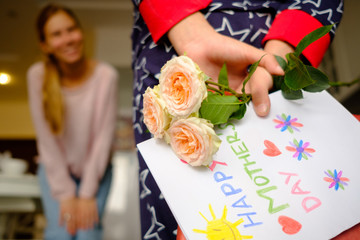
[263,140,281,157]
[278,215,302,235]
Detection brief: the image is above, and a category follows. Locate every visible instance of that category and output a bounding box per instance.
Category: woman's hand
[59,197,99,234]
[77,198,99,230]
[59,197,78,235]
[168,12,285,117]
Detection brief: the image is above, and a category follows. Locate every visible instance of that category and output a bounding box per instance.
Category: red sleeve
[262,9,330,68]
[139,0,212,43]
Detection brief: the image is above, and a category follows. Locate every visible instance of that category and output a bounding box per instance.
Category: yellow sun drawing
[193,204,253,240]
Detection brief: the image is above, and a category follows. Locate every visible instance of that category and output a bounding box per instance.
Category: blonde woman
[27,4,118,240]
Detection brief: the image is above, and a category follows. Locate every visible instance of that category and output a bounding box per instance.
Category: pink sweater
[27,61,118,200]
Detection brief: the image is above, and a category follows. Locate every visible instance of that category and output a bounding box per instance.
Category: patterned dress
[131,1,343,239]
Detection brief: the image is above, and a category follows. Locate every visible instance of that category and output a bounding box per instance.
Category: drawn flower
[273,114,303,133]
[159,55,207,118]
[165,117,221,167]
[324,169,350,191]
[286,139,315,161]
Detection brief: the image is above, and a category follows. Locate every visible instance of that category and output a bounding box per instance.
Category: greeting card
[138,90,360,240]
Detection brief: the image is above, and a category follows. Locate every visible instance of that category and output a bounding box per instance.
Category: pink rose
[166,117,221,166]
[159,56,207,118]
[143,86,170,138]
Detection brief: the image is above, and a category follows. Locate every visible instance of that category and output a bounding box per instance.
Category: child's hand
[168,12,284,117]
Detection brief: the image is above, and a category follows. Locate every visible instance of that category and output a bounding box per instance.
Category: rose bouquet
[143,55,221,167]
[142,24,359,167]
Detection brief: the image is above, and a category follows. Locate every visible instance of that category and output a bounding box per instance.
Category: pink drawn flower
[286,139,315,161]
[274,114,303,133]
[324,169,349,191]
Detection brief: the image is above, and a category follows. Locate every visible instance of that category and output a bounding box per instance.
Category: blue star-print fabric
[131,1,343,239]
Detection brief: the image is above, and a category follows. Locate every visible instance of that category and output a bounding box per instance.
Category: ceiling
[0,0,133,102]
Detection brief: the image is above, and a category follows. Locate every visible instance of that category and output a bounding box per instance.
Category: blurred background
[0,0,359,239]
[0,0,139,239]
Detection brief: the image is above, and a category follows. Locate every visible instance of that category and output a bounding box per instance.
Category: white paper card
[137,91,360,240]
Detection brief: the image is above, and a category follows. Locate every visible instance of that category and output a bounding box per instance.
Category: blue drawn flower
[286,139,315,161]
[273,114,303,133]
[324,169,350,191]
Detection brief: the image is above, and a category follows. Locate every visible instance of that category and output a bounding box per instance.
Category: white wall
[0,101,35,139]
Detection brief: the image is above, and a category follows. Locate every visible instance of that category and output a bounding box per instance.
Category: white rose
[159,55,207,118]
[166,117,221,166]
[143,85,171,138]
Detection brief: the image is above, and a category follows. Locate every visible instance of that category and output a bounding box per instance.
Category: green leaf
[273,75,284,91]
[303,66,330,92]
[242,55,265,96]
[275,55,287,71]
[294,24,333,57]
[229,103,247,121]
[285,53,314,90]
[200,92,241,125]
[281,82,303,100]
[218,63,229,88]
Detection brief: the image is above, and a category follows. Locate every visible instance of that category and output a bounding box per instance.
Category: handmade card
[137,90,360,240]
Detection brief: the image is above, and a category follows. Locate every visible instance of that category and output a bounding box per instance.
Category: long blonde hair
[36,4,81,134]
